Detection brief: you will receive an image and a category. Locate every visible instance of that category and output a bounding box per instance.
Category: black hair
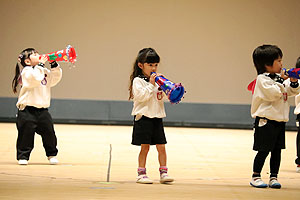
[12,48,37,93]
[296,57,300,68]
[128,48,160,100]
[252,44,283,74]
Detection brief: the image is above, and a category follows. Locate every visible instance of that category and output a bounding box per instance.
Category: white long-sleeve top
[16,65,62,110]
[251,73,300,122]
[131,77,166,118]
[294,94,300,114]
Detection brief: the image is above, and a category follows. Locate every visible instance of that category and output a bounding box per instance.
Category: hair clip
[18,54,23,61]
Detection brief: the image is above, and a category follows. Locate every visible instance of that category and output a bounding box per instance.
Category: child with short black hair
[250,45,300,188]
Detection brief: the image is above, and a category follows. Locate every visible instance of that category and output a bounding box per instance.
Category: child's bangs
[22,48,37,59]
[145,53,160,64]
[27,49,38,56]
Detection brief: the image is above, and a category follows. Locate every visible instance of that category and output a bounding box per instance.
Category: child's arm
[21,65,45,88]
[132,78,155,102]
[285,78,300,96]
[255,75,283,101]
[48,62,62,87]
[295,93,300,115]
[296,93,300,105]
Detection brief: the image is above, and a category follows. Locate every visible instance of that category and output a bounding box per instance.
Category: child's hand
[156,73,164,77]
[290,77,298,82]
[280,70,289,80]
[40,55,48,65]
[150,73,156,86]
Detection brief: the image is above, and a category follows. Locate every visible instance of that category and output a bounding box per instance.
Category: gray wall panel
[0,97,297,130]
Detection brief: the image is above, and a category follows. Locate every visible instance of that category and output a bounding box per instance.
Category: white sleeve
[21,66,45,88]
[132,78,155,102]
[295,93,300,115]
[296,93,300,106]
[285,79,300,96]
[48,66,62,87]
[254,75,283,102]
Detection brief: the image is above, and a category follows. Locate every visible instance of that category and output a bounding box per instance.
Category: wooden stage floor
[0,123,300,200]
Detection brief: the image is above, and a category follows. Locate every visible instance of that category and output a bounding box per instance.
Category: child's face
[138,62,159,77]
[25,52,40,66]
[266,57,282,74]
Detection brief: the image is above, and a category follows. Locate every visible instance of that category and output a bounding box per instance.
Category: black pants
[253,149,281,176]
[296,129,300,165]
[296,114,300,165]
[16,106,58,160]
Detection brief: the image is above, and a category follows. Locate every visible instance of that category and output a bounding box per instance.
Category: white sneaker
[269,177,281,189]
[48,156,59,165]
[250,177,268,188]
[18,160,28,165]
[136,175,153,184]
[160,173,174,184]
[296,165,300,173]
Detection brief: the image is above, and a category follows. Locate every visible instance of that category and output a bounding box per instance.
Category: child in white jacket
[293,57,300,173]
[250,45,300,189]
[12,48,62,165]
[128,48,174,184]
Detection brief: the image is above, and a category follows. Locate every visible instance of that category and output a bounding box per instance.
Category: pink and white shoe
[136,175,153,184]
[160,173,174,184]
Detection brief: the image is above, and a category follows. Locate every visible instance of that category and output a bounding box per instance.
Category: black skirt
[253,117,285,151]
[132,116,167,145]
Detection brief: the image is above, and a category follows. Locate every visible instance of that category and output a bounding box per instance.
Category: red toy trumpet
[39,45,77,64]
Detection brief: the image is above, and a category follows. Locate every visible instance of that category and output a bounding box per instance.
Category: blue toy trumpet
[151,72,185,104]
[283,68,300,79]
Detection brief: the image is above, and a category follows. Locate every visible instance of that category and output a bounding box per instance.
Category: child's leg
[253,151,269,176]
[136,144,153,184]
[156,144,174,183]
[270,148,281,177]
[35,109,58,157]
[138,144,150,169]
[296,127,300,165]
[16,109,36,160]
[250,151,269,188]
[156,144,167,166]
[269,148,282,188]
